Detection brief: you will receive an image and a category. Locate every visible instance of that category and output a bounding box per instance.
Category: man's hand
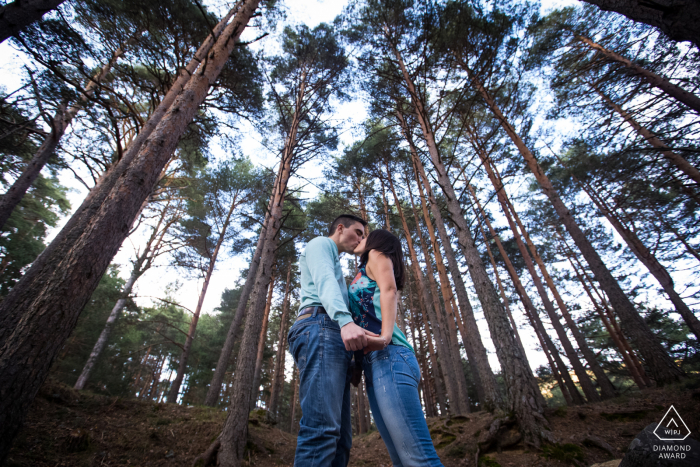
[341,323,375,351]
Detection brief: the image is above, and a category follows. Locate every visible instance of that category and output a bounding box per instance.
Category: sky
[2,0,644,387]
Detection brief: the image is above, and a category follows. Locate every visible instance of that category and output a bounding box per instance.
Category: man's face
[337,221,365,254]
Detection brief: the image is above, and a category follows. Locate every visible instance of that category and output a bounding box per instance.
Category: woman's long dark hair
[359,229,405,290]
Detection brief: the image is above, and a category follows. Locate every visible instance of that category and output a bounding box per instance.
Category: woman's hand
[363,335,388,354]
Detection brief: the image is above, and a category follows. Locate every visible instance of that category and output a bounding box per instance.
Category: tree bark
[558,233,652,388]
[0,5,242,340]
[561,241,648,389]
[465,146,601,403]
[251,270,276,409]
[471,205,529,370]
[0,2,242,348]
[411,301,436,417]
[0,2,259,461]
[389,39,551,445]
[403,168,483,410]
[459,60,684,385]
[412,258,448,414]
[385,166,470,415]
[217,58,306,465]
[397,110,503,412]
[0,0,65,44]
[576,34,700,114]
[268,263,293,418]
[593,83,700,186]
[390,174,462,415]
[290,365,299,433]
[0,38,133,230]
[580,0,700,49]
[469,188,584,406]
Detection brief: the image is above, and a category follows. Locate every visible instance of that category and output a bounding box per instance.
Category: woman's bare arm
[366,249,398,346]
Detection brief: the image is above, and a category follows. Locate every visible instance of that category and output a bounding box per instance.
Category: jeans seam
[391,350,429,465]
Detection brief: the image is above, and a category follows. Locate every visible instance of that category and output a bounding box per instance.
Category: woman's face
[353,236,367,255]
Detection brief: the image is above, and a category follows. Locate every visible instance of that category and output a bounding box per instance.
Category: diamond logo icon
[654,405,691,441]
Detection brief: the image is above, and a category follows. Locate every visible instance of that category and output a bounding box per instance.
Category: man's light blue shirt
[298,236,353,328]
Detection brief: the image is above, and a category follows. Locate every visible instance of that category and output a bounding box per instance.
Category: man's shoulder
[305,236,332,251]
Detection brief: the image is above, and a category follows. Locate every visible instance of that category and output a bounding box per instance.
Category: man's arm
[305,238,374,351]
[305,238,354,328]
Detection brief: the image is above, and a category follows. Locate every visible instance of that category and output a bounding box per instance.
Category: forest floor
[5,377,700,467]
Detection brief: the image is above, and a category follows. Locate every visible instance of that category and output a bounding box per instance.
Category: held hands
[341,322,380,351]
[363,336,388,354]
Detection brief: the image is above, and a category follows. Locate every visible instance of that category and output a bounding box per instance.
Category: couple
[288,214,444,466]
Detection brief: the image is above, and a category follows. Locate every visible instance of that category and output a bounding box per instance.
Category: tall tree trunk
[580,0,700,49]
[389,40,551,445]
[75,268,139,390]
[167,193,240,403]
[205,204,274,406]
[471,205,529,368]
[132,344,152,396]
[459,60,684,385]
[217,63,306,466]
[385,166,470,414]
[0,0,65,44]
[557,232,652,388]
[464,150,600,403]
[413,261,448,414]
[561,241,648,389]
[0,37,134,230]
[290,365,299,434]
[397,110,503,412]
[251,270,276,409]
[75,202,174,391]
[268,263,293,418]
[592,83,700,186]
[403,168,484,409]
[390,176,461,415]
[470,188,583,405]
[378,176,391,231]
[411,302,436,417]
[0,1,243,342]
[0,4,243,335]
[576,34,700,114]
[0,3,260,460]
[563,161,700,341]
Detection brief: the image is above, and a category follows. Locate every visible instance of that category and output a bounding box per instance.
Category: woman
[348,229,444,467]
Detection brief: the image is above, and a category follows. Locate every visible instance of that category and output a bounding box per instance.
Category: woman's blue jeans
[288,310,354,466]
[363,345,444,467]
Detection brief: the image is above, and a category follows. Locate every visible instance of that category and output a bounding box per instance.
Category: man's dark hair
[328,214,367,236]
[359,229,405,290]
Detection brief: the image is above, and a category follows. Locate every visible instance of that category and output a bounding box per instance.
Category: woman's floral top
[348,265,413,350]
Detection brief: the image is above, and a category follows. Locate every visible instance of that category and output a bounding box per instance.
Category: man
[288,214,378,466]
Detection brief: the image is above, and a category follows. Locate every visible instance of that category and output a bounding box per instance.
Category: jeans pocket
[288,327,310,373]
[397,348,421,382]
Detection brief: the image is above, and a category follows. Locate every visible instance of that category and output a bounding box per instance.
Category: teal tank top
[348,265,413,351]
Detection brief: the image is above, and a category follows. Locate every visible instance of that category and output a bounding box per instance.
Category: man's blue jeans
[363,345,444,467]
[288,310,353,466]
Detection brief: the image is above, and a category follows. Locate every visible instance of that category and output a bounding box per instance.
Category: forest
[0,0,699,466]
